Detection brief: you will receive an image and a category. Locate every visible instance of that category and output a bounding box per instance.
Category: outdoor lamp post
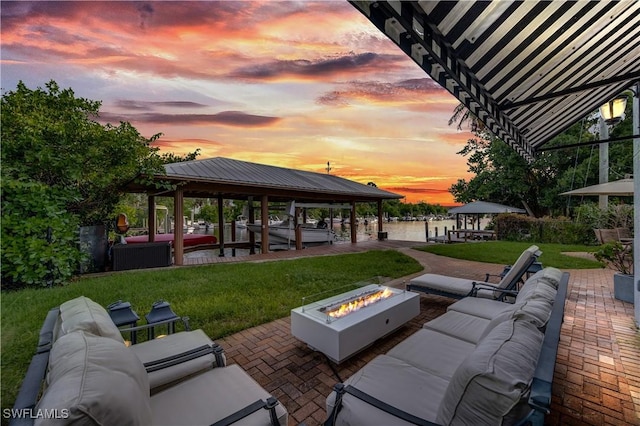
[145,300,180,339]
[599,95,628,125]
[107,300,140,344]
[597,95,628,209]
[600,85,640,327]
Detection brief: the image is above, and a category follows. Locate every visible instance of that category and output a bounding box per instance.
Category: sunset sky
[1,1,475,205]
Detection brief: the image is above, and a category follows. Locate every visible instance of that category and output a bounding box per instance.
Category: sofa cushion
[422,311,490,344]
[446,297,518,320]
[151,364,287,426]
[387,329,476,380]
[436,318,543,425]
[515,297,554,329]
[129,329,222,391]
[58,296,124,343]
[326,355,448,425]
[36,331,151,425]
[516,268,562,303]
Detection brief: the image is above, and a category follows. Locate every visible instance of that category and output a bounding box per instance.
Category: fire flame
[327,288,394,319]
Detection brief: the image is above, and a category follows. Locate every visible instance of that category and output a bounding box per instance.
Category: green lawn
[415,241,603,269]
[0,242,604,413]
[1,250,422,412]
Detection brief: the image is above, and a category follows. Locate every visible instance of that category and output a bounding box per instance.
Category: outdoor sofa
[10,296,288,426]
[325,266,568,425]
[406,245,542,300]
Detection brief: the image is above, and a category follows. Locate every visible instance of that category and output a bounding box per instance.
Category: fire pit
[291,283,420,363]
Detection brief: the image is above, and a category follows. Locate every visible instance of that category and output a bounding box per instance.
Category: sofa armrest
[9,308,61,426]
[118,316,191,342]
[325,384,439,426]
[525,271,569,425]
[8,352,49,426]
[36,308,60,353]
[143,343,226,372]
[211,397,280,426]
[471,282,519,301]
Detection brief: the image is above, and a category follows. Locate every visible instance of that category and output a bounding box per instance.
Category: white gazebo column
[599,118,609,209]
[632,83,639,326]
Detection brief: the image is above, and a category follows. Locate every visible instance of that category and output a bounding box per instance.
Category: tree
[1,80,198,288]
[448,102,634,218]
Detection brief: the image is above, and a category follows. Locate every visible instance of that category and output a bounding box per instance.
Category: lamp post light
[107,300,140,344]
[600,86,640,327]
[145,300,180,339]
[599,95,628,125]
[597,95,629,208]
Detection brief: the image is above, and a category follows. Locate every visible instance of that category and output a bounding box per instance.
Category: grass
[0,242,604,412]
[415,241,603,269]
[0,249,422,411]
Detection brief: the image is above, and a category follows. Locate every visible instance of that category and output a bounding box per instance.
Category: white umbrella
[560,178,633,196]
[448,201,526,214]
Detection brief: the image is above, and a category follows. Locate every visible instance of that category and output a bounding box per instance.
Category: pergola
[348,1,640,322]
[126,157,402,264]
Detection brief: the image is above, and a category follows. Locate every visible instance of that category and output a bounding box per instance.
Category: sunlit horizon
[1,1,474,205]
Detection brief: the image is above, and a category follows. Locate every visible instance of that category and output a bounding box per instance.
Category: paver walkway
[189,241,640,425]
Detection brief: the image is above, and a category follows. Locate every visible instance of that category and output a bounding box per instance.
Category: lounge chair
[406,245,541,300]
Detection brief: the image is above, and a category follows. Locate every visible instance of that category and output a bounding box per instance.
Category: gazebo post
[295,206,302,251]
[377,200,383,234]
[260,195,269,254]
[148,195,156,242]
[248,197,256,255]
[350,202,357,243]
[174,188,184,266]
[217,194,225,257]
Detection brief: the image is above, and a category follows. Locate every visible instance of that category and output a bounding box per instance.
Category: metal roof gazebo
[127,157,403,264]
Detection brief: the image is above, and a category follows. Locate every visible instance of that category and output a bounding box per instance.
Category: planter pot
[613,273,634,304]
[78,225,108,274]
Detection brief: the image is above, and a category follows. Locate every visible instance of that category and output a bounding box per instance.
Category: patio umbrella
[560,178,634,197]
[448,201,526,215]
[448,201,526,231]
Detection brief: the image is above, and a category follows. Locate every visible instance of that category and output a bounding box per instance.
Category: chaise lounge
[407,245,542,300]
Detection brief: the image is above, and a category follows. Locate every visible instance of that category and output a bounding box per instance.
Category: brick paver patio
[186,240,640,425]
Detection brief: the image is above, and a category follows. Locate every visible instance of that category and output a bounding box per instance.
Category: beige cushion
[516,268,562,303]
[58,296,124,343]
[36,331,151,425]
[151,364,288,426]
[422,311,490,344]
[326,355,448,425]
[447,297,517,320]
[516,273,559,305]
[409,274,475,296]
[436,318,543,425]
[515,298,554,329]
[387,329,475,380]
[129,329,222,391]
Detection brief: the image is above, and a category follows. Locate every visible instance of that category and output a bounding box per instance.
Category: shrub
[593,241,633,275]
[574,203,634,230]
[1,179,83,289]
[494,213,595,245]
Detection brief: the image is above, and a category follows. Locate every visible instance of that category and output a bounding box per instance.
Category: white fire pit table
[291,284,420,363]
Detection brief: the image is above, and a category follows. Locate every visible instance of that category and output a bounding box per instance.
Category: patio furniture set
[11,246,567,425]
[10,296,287,426]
